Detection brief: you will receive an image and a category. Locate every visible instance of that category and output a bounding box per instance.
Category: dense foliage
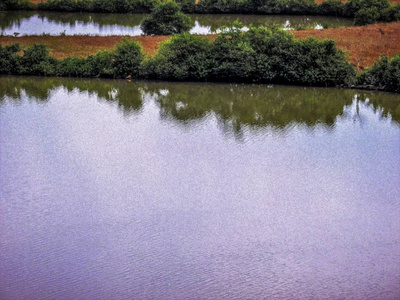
[0,44,21,74]
[357,55,400,92]
[0,26,398,92]
[140,1,192,35]
[36,0,157,13]
[0,0,33,10]
[0,38,144,78]
[29,0,400,25]
[146,24,355,86]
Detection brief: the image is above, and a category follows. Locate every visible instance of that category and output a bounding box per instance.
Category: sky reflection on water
[0,77,399,299]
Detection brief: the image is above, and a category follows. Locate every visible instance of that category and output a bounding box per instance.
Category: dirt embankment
[1,22,400,69]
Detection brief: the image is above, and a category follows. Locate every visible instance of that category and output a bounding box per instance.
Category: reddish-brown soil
[0,35,170,58]
[1,22,400,70]
[293,22,400,70]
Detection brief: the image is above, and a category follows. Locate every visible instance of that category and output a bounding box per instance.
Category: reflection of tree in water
[0,77,399,132]
[152,83,400,137]
[358,92,400,124]
[0,76,52,102]
[153,83,356,134]
[36,12,147,28]
[0,77,144,114]
[0,11,147,31]
[0,12,353,35]
[0,11,36,31]
[192,14,353,33]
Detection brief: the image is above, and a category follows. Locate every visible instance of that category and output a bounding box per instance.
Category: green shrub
[38,0,86,11]
[0,44,21,74]
[125,0,158,13]
[344,0,397,24]
[111,39,144,78]
[354,7,380,25]
[144,24,355,86]
[318,0,344,16]
[20,44,57,76]
[176,0,196,12]
[358,55,400,92]
[58,56,91,77]
[91,50,114,77]
[1,0,33,10]
[140,1,192,35]
[210,23,257,81]
[242,26,353,85]
[92,0,118,12]
[144,33,212,80]
[381,4,400,22]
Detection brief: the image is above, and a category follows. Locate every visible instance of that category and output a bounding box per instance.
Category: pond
[0,11,354,36]
[0,76,399,299]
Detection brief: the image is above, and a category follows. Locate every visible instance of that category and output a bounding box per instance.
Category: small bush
[140,1,192,35]
[1,0,33,10]
[58,56,91,77]
[357,56,400,92]
[210,22,257,81]
[112,39,144,78]
[144,33,212,80]
[0,44,21,74]
[354,7,380,25]
[318,0,344,16]
[20,44,57,76]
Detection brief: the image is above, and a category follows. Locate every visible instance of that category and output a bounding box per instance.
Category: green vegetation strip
[1,0,400,26]
[1,26,399,92]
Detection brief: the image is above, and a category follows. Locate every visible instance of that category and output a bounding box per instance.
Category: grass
[1,22,400,70]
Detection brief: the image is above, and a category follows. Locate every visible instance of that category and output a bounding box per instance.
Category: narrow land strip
[1,22,399,70]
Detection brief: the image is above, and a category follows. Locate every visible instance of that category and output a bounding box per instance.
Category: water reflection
[0,76,399,300]
[0,11,353,35]
[1,77,399,133]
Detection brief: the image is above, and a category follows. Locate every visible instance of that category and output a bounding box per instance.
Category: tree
[112,39,144,78]
[140,1,192,35]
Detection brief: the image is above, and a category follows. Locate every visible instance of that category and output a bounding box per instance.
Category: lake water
[0,76,399,299]
[0,11,353,36]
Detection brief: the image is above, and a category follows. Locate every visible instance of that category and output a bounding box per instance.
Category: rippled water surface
[0,11,353,35]
[0,77,399,299]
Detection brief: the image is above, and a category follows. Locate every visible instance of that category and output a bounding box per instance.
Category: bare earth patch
[0,35,170,58]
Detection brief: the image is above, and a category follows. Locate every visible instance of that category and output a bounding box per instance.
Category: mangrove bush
[357,55,400,92]
[140,1,192,35]
[144,24,355,86]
